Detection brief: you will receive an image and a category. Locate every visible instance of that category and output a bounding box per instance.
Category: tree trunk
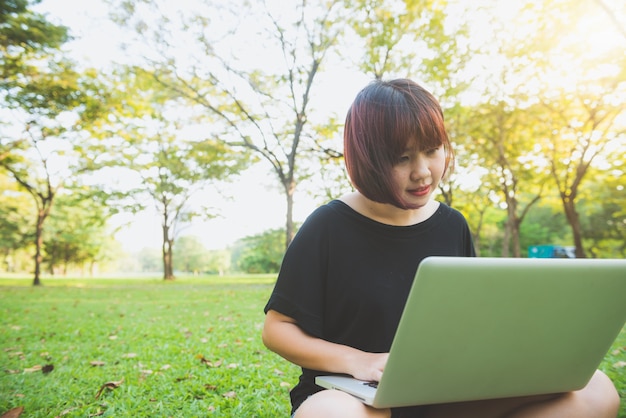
[507,196,521,258]
[284,179,296,250]
[33,211,45,286]
[562,198,586,258]
[501,218,511,258]
[162,224,175,280]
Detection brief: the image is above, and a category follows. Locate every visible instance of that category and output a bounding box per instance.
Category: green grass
[1,276,625,417]
[0,276,299,417]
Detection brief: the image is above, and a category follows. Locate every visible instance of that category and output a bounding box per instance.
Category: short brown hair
[343,79,453,207]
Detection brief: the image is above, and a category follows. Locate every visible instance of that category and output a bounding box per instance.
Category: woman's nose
[410,158,430,181]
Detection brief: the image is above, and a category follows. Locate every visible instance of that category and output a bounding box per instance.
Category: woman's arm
[262,309,388,382]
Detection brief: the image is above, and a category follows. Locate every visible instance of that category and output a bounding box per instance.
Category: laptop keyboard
[363,381,378,388]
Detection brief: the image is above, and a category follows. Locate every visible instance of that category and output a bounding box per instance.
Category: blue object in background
[528,245,576,258]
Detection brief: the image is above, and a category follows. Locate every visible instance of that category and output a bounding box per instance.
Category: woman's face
[390,139,447,210]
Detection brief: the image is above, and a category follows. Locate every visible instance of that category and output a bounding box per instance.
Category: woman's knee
[581,369,620,416]
[294,390,390,418]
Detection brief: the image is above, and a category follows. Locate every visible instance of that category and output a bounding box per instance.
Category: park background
[1,1,625,416]
[1,0,625,284]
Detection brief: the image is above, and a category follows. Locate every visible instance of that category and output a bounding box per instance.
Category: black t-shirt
[264,200,476,413]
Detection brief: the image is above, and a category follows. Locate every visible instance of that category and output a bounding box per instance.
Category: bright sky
[34,0,366,251]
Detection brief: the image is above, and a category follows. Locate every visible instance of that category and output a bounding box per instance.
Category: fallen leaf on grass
[121,353,137,359]
[56,406,79,417]
[196,354,223,368]
[8,352,24,359]
[90,361,106,367]
[280,382,291,388]
[95,378,124,399]
[23,365,42,373]
[22,364,53,374]
[0,406,24,418]
[88,409,104,417]
[222,391,236,399]
[613,361,626,368]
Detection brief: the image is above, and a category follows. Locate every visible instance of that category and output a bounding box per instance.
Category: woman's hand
[346,351,389,382]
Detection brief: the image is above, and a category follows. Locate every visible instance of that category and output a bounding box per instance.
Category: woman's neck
[339,192,439,226]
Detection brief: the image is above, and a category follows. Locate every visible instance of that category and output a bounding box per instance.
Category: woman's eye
[398,155,410,163]
[425,147,440,155]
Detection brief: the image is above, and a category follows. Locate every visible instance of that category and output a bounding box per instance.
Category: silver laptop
[316,256,626,408]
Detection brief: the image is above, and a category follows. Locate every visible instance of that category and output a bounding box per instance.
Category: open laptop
[315,256,626,408]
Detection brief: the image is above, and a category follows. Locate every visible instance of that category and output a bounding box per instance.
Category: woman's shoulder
[436,202,465,217]
[302,199,354,226]
[432,202,471,228]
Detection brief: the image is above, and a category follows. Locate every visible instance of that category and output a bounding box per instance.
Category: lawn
[1,276,625,417]
[0,276,300,417]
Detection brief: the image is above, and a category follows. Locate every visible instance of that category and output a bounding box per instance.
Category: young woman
[262,79,619,418]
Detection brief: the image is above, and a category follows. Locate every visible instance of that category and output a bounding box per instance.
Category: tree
[43,191,116,276]
[109,0,347,249]
[530,0,626,257]
[345,0,471,98]
[577,169,626,258]
[0,173,33,271]
[173,235,231,275]
[1,0,67,283]
[81,67,250,280]
[0,0,109,284]
[465,102,549,257]
[0,0,69,86]
[0,60,106,284]
[173,235,208,274]
[232,228,286,274]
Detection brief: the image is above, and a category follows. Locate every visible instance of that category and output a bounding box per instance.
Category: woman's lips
[408,185,431,197]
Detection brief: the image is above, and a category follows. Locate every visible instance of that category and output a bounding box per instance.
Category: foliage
[109,0,348,249]
[42,192,118,276]
[0,0,69,88]
[76,67,251,280]
[0,0,625,275]
[232,228,287,274]
[136,247,161,273]
[173,236,232,275]
[0,174,33,270]
[0,0,110,285]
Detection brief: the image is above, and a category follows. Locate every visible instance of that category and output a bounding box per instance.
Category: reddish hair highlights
[343,79,453,207]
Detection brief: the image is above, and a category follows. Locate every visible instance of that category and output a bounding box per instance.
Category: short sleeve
[264,205,331,338]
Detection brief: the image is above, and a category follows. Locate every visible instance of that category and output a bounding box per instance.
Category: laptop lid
[316,256,626,408]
